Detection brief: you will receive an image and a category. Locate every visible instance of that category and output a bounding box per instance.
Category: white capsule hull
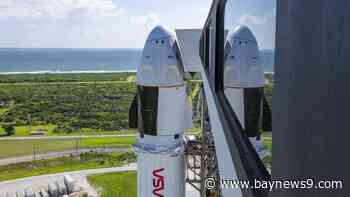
[136,150,185,197]
[134,25,190,197]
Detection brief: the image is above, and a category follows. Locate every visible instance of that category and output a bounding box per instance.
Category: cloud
[130,13,160,29]
[199,6,210,14]
[0,0,127,18]
[236,14,269,25]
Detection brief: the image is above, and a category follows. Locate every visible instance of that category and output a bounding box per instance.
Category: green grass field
[11,125,56,136]
[0,137,136,159]
[0,152,136,182]
[262,132,272,169]
[263,132,272,151]
[0,132,270,161]
[88,171,137,197]
[0,124,136,137]
[0,127,4,136]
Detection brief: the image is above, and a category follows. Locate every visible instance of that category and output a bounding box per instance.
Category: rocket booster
[132,26,192,197]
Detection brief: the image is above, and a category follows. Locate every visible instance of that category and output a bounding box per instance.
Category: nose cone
[147,26,173,41]
[232,25,257,43]
[137,25,184,86]
[224,26,264,88]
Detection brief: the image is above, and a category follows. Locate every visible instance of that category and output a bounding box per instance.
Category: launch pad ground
[0,164,138,196]
[0,163,200,197]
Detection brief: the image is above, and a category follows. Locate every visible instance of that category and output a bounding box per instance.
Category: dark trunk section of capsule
[244,88,263,137]
[138,86,159,136]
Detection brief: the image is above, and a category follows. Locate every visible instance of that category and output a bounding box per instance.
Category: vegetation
[263,132,272,151]
[0,73,272,136]
[262,132,272,169]
[0,73,205,136]
[2,125,135,137]
[1,122,15,136]
[265,73,274,84]
[0,73,135,84]
[262,155,272,170]
[88,171,137,197]
[0,79,137,134]
[0,152,136,182]
[12,125,57,136]
[0,137,136,159]
[264,83,273,109]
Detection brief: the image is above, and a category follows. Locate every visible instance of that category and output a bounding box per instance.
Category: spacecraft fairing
[132,26,192,197]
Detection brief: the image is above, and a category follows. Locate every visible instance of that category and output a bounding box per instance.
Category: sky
[0,0,276,49]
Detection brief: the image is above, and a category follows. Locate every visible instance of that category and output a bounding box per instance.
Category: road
[0,147,131,166]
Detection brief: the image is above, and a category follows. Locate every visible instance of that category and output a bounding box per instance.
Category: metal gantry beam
[185,88,221,197]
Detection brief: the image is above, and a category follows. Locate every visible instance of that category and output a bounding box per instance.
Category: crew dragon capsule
[224,26,272,153]
[129,26,192,197]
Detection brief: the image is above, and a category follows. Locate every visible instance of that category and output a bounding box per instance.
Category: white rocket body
[134,26,191,197]
[224,26,265,152]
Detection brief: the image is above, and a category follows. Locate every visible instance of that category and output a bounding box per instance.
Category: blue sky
[0,0,275,49]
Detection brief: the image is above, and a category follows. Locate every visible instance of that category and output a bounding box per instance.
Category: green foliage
[264,83,273,109]
[126,75,136,82]
[0,80,137,133]
[265,73,274,84]
[0,73,135,83]
[114,150,137,163]
[262,155,272,169]
[263,133,272,151]
[54,124,74,134]
[0,73,273,136]
[262,133,272,171]
[88,171,137,197]
[188,81,203,128]
[2,122,15,136]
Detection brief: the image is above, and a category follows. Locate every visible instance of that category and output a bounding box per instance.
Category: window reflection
[223,0,274,166]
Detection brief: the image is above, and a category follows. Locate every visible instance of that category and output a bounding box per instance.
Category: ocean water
[0,48,274,74]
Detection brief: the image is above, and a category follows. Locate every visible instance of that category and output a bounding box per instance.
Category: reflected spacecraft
[224,25,271,152]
